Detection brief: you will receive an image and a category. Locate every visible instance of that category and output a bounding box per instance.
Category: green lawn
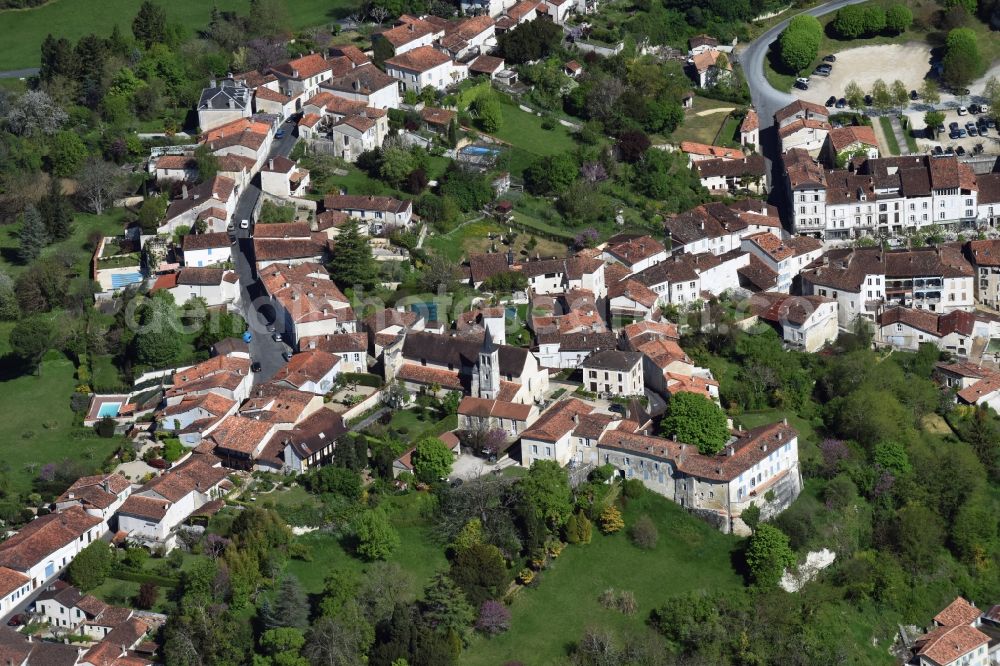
[670,96,737,146]
[0,352,121,497]
[0,0,359,71]
[284,493,447,598]
[423,217,567,263]
[486,102,578,177]
[0,209,127,277]
[462,492,743,666]
[879,116,901,155]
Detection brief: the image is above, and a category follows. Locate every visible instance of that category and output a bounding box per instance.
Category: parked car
[969,103,981,114]
[794,80,809,90]
[282,351,292,362]
[933,145,944,155]
[251,361,262,372]
[275,129,286,138]
[979,125,990,137]
[949,121,960,130]
[836,98,847,108]
[937,123,946,134]
[981,104,991,114]
[959,128,968,137]
[974,143,985,154]
[945,145,955,153]
[826,96,837,107]
[240,219,250,229]
[956,145,967,156]
[6,615,24,627]
[796,77,810,85]
[910,90,919,100]
[823,54,836,62]
[272,332,282,342]
[813,68,830,77]
[949,130,961,139]
[958,106,968,115]
[968,126,979,136]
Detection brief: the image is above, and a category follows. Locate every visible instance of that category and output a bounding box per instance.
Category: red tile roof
[458,396,533,421]
[0,507,103,572]
[680,141,744,160]
[385,45,452,73]
[272,350,340,388]
[935,597,982,627]
[272,53,333,80]
[0,567,28,598]
[915,624,989,666]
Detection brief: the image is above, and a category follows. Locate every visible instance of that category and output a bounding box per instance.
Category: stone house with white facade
[385,46,468,93]
[748,293,838,352]
[581,350,644,397]
[0,507,103,592]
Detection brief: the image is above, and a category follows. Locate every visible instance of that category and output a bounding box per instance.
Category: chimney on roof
[409,22,415,31]
[353,79,361,91]
[292,68,299,78]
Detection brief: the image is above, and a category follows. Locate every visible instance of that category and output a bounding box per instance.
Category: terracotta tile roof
[258,262,352,326]
[167,355,250,399]
[420,106,456,127]
[802,246,974,292]
[379,18,442,49]
[609,279,659,308]
[182,232,230,251]
[691,49,731,73]
[301,332,368,354]
[783,148,827,189]
[738,254,778,291]
[331,45,370,66]
[690,34,719,48]
[402,330,530,377]
[363,308,420,332]
[744,231,822,262]
[915,624,989,665]
[624,320,679,343]
[0,507,102,572]
[774,99,829,124]
[740,108,759,133]
[966,239,1000,267]
[176,267,227,286]
[506,0,540,20]
[207,415,275,455]
[299,113,322,128]
[458,396,533,421]
[605,235,666,265]
[522,398,598,442]
[139,458,230,502]
[580,349,642,372]
[239,384,318,425]
[536,329,617,351]
[151,273,178,291]
[272,53,333,80]
[749,293,833,327]
[0,567,28,598]
[957,374,1000,404]
[165,175,237,221]
[935,597,981,627]
[254,86,292,103]
[56,473,130,510]
[396,363,464,389]
[777,117,832,139]
[470,54,505,74]
[323,64,397,95]
[385,46,452,73]
[233,69,278,89]
[324,194,410,215]
[978,172,1000,204]
[600,421,795,481]
[202,118,271,143]
[635,338,689,370]
[680,141,744,160]
[665,372,719,398]
[255,222,312,239]
[936,360,992,379]
[272,350,340,388]
[338,115,377,132]
[827,125,878,152]
[156,155,196,170]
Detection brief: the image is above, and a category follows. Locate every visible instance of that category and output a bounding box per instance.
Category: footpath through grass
[0,0,356,71]
[879,116,901,155]
[462,492,743,666]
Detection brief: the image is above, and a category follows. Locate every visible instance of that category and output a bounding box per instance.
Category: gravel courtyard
[790,43,934,106]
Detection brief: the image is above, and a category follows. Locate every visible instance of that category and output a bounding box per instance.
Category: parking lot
[904,106,999,157]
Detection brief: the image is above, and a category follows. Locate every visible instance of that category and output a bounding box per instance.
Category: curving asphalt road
[737,0,870,224]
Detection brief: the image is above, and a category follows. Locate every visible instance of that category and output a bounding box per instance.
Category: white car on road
[239,219,250,229]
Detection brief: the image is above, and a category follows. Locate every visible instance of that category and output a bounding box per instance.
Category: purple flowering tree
[477,600,511,635]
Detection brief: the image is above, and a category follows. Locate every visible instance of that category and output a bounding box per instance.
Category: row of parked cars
[943,117,995,139]
[794,55,836,89]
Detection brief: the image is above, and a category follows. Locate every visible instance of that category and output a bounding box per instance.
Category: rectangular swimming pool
[96,402,121,418]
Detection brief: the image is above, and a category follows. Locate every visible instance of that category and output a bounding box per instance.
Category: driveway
[450,453,516,481]
[231,120,300,383]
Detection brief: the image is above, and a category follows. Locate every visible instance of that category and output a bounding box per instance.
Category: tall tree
[194,145,219,183]
[744,524,796,587]
[942,28,982,88]
[17,204,47,263]
[265,575,310,631]
[77,157,125,215]
[0,271,19,321]
[49,131,88,178]
[660,392,729,454]
[352,508,401,561]
[132,0,168,48]
[420,572,474,644]
[38,179,74,242]
[328,219,378,292]
[412,437,454,484]
[9,316,55,371]
[518,460,572,527]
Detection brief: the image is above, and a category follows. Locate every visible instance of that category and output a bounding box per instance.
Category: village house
[159,392,239,446]
[260,156,311,198]
[627,333,719,401]
[437,15,496,60]
[495,0,539,31]
[197,77,252,132]
[320,62,401,110]
[978,172,1000,228]
[693,155,767,195]
[679,141,744,165]
[457,395,539,441]
[741,232,824,293]
[469,54,506,79]
[0,506,103,591]
[35,582,137,639]
[965,239,1000,309]
[520,398,624,468]
[602,235,668,274]
[163,267,241,308]
[775,99,831,153]
[78,617,152,666]
[201,117,275,173]
[259,262,356,347]
[257,408,347,474]
[153,154,197,183]
[875,306,992,356]
[377,16,446,56]
[688,49,732,88]
[541,0,574,23]
[609,279,661,321]
[517,255,607,297]
[271,52,335,99]
[117,456,231,552]
[54,473,132,532]
[536,330,618,369]
[739,107,759,149]
[935,361,1000,413]
[252,223,329,269]
[664,199,782,257]
[323,194,413,231]
[598,420,801,534]
[385,45,469,93]
[164,354,254,407]
[801,246,976,330]
[160,176,238,235]
[911,597,990,666]
[387,330,549,404]
[181,232,232,268]
[581,350,644,397]
[821,124,880,167]
[299,332,369,373]
[0,568,31,619]
[627,255,701,308]
[271,350,342,394]
[748,293,838,352]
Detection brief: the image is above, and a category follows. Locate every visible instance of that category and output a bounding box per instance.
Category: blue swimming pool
[410,302,439,321]
[460,145,500,157]
[97,402,121,418]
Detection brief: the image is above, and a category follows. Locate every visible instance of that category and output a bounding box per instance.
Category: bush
[629,515,659,549]
[622,479,645,499]
[599,505,624,534]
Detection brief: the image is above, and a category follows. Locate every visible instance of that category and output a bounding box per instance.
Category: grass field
[0,208,127,277]
[488,102,578,177]
[0,352,120,497]
[423,217,567,263]
[284,493,446,599]
[0,0,359,71]
[670,96,737,146]
[462,492,744,665]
